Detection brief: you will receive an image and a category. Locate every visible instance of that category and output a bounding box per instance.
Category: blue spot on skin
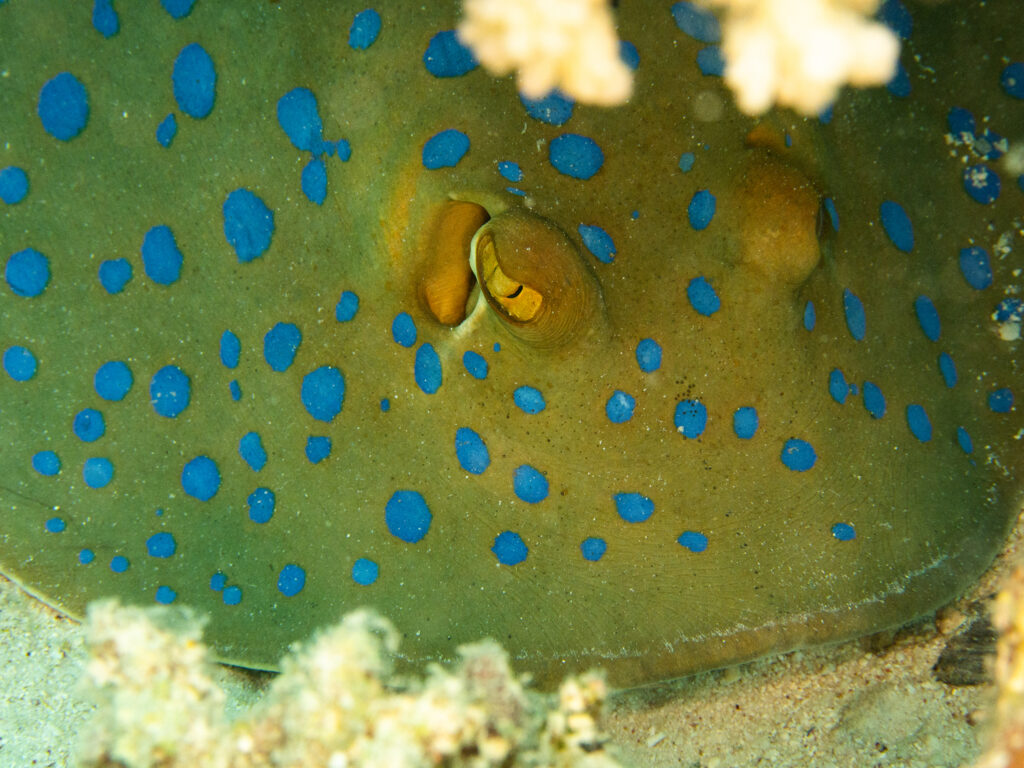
[422,129,470,169]
[172,43,216,119]
[92,0,119,37]
[38,72,89,141]
[414,343,442,394]
[95,361,133,401]
[301,366,346,422]
[687,190,716,230]
[155,586,177,604]
[462,350,488,379]
[73,408,105,442]
[677,531,708,552]
[1002,62,1024,98]
[146,532,176,558]
[959,246,993,290]
[606,391,636,423]
[110,555,129,573]
[520,90,574,125]
[455,427,490,474]
[498,161,523,182]
[210,572,227,591]
[98,258,132,293]
[696,46,724,76]
[156,113,177,147]
[150,365,191,418]
[45,517,65,533]
[687,276,720,316]
[862,381,886,418]
[914,296,941,341]
[614,493,654,523]
[831,523,856,541]
[580,538,607,561]
[492,531,528,565]
[989,388,1014,413]
[880,0,912,38]
[335,291,359,322]
[636,338,662,373]
[277,564,306,597]
[141,225,183,285]
[879,201,914,252]
[79,549,95,565]
[223,188,274,263]
[733,407,758,439]
[3,346,37,381]
[578,225,616,263]
[671,1,721,42]
[957,426,974,454]
[385,490,432,543]
[823,198,840,232]
[5,248,50,297]
[829,368,849,404]
[781,439,816,471]
[348,9,381,50]
[0,166,29,204]
[963,164,1000,204]
[674,399,707,438]
[906,404,932,442]
[514,386,546,414]
[379,398,390,412]
[223,585,242,605]
[32,451,61,476]
[264,322,301,372]
[220,330,241,369]
[305,436,332,463]
[886,62,911,97]
[302,158,327,205]
[83,457,114,488]
[620,40,640,69]
[229,380,242,401]
[678,152,697,173]
[392,312,417,347]
[514,465,549,503]
[181,456,221,501]
[239,432,267,472]
[549,134,604,180]
[938,353,957,388]
[277,88,328,153]
[843,289,866,341]
[352,558,379,585]
[161,0,195,19]
[423,30,478,77]
[803,301,816,331]
[947,106,975,136]
[247,487,275,524]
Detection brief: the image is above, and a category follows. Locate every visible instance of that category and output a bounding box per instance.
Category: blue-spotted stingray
[0,0,1021,689]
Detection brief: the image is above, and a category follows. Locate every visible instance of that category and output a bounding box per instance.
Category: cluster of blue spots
[957,426,974,455]
[677,531,708,552]
[219,330,241,369]
[462,350,488,379]
[348,9,381,50]
[392,312,417,347]
[678,152,696,173]
[831,523,856,541]
[687,190,716,230]
[98,258,132,293]
[635,338,662,373]
[549,134,604,180]
[914,295,940,341]
[455,427,490,474]
[173,43,216,119]
[423,30,477,77]
[828,368,849,404]
[45,517,66,534]
[181,455,220,500]
[264,322,301,371]
[0,166,28,204]
[879,201,913,252]
[989,388,1014,413]
[732,407,758,439]
[73,408,106,442]
[422,129,470,169]
[247,487,275,524]
[696,46,724,77]
[277,564,306,597]
[492,531,528,566]
[862,381,886,419]
[223,189,275,262]
[671,1,721,42]
[580,537,607,561]
[79,549,95,565]
[305,436,331,464]
[141,225,183,285]
[150,365,191,418]
[781,438,816,471]
[843,288,866,341]
[520,90,574,126]
[301,366,346,422]
[161,0,196,19]
[674,399,707,438]
[155,586,177,604]
[276,89,351,203]
[385,490,432,543]
[3,346,37,381]
[513,386,546,414]
[6,248,50,297]
[334,290,359,322]
[614,493,654,523]
[156,113,177,147]
[906,404,932,442]
[959,246,993,290]
[1003,62,1024,98]
[110,555,129,573]
[938,353,957,388]
[498,161,523,182]
[687,276,720,316]
[95,361,133,401]
[803,301,816,332]
[606,391,636,423]
[32,450,61,476]
[92,0,119,37]
[83,457,114,488]
[578,225,616,263]
[414,343,442,394]
[514,465,549,503]
[146,532,176,558]
[239,432,267,472]
[962,164,1000,204]
[352,558,379,585]
[38,72,89,141]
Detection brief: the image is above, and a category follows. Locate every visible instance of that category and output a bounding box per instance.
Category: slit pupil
[506,285,523,299]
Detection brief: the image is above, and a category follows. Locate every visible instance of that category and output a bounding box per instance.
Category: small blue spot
[155,586,176,604]
[422,129,470,169]
[423,30,478,77]
[887,62,911,97]
[229,380,242,401]
[79,549,95,565]
[687,276,720,316]
[161,0,195,19]
[696,46,724,76]
[45,517,66,533]
[223,188,274,263]
[578,224,616,263]
[277,564,306,597]
[879,201,913,252]
[247,487,275,524]
[455,427,490,474]
[831,523,856,541]
[620,40,640,69]
[380,398,390,412]
[687,189,716,230]
[957,426,974,454]
[38,72,89,141]
[549,134,604,180]
[678,152,696,172]
[335,291,359,322]
[218,330,241,369]
[879,0,912,38]
[301,366,346,422]
[823,198,839,232]
[141,225,183,285]
[828,368,849,405]
[671,1,721,42]
[914,296,941,341]
[392,312,417,347]
[94,361,133,401]
[156,113,177,147]
[181,455,220,501]
[5,248,50,297]
[636,338,662,373]
[110,555,129,573]
[947,106,975,137]
[781,438,816,471]
[906,404,932,442]
[514,465,549,503]
[92,0,119,37]
[277,88,326,153]
[32,450,61,476]
[301,158,327,205]
[0,166,29,204]
[938,353,957,388]
[73,408,106,442]
[385,490,432,543]
[862,381,886,419]
[352,558,379,585]
[959,246,993,290]
[674,399,707,438]
[605,390,636,423]
[733,407,758,439]
[172,43,216,119]
[414,343,442,394]
[3,346,37,381]
[1001,62,1024,98]
[98,258,132,294]
[305,436,331,463]
[223,585,242,605]
[677,531,708,552]
[264,322,302,372]
[520,90,574,126]
[146,532,176,558]
[83,457,114,488]
[989,388,1014,413]
[150,365,191,418]
[803,300,816,331]
[843,288,866,341]
[514,386,545,414]
[210,572,227,591]
[580,537,607,561]
[239,432,267,472]
[614,492,654,523]
[462,350,488,379]
[491,531,528,565]
[498,161,523,182]
[348,8,381,50]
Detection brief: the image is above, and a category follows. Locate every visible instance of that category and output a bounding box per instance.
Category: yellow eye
[472,230,543,322]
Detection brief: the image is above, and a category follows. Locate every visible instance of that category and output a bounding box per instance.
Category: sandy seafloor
[1,503,1021,768]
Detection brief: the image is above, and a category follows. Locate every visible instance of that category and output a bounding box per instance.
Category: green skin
[0,0,1020,689]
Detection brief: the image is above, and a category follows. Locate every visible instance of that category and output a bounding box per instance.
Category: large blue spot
[671,1,721,42]
[5,248,50,297]
[385,490,432,543]
[879,201,913,252]
[422,129,470,169]
[843,288,866,341]
[879,0,912,38]
[305,435,332,464]
[3,346,37,381]
[605,391,636,423]
[223,188,274,263]
[423,30,477,77]
[455,427,490,474]
[79,549,95,565]
[45,517,66,533]
[687,190,716,230]
[73,408,105,442]
[155,586,177,604]
[392,312,417,347]
[578,225,616,263]
[92,0,119,37]
[828,368,849,404]
[989,387,1014,413]
[156,113,177,147]
[906,404,932,442]
[635,338,662,372]
[32,450,61,476]
[687,276,720,315]
[514,386,546,414]
[264,322,302,372]
[172,43,216,119]
[277,564,306,597]
[959,246,992,290]
[614,492,654,523]
[938,353,957,388]
[580,537,607,561]
[462,350,488,379]
[150,365,191,418]
[83,457,114,488]
[733,406,758,439]
[352,558,379,585]
[301,366,346,422]
[349,9,381,50]
[862,381,886,419]
[831,523,856,542]
[98,258,132,294]
[277,88,326,153]
[514,465,549,503]
[301,158,327,205]
[520,90,574,125]
[239,432,267,472]
[674,399,707,438]
[181,456,220,500]
[414,343,442,394]
[549,134,604,180]
[914,295,941,341]
[336,290,359,322]
[247,487,275,524]
[696,46,724,76]
[110,555,129,573]
[491,531,528,565]
[781,438,816,471]
[498,161,523,182]
[141,225,183,285]
[220,330,241,369]
[0,166,29,204]
[963,164,1000,204]
[223,585,242,605]
[95,361,133,401]
[38,72,89,141]
[677,531,709,552]
[146,532,176,558]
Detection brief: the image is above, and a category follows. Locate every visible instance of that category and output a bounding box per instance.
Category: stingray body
[0,0,1020,688]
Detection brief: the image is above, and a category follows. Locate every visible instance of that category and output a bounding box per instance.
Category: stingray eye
[473,229,543,322]
[419,201,489,326]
